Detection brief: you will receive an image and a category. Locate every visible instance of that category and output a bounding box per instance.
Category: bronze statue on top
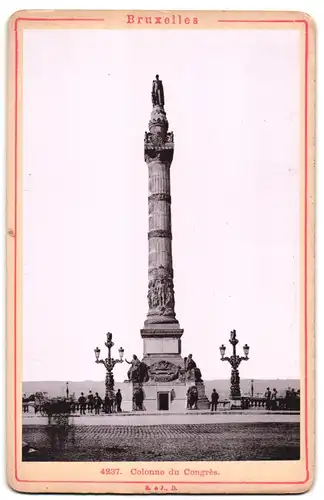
[152,75,165,107]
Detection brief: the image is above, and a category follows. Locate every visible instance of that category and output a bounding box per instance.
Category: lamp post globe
[118,347,125,360]
[94,347,100,362]
[243,344,250,358]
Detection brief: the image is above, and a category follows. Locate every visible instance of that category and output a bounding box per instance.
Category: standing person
[290,388,297,410]
[211,389,219,412]
[22,393,28,413]
[296,389,300,411]
[285,387,292,410]
[88,390,94,414]
[265,387,271,410]
[271,388,278,410]
[115,389,122,413]
[78,392,86,415]
[94,392,102,415]
[104,394,111,414]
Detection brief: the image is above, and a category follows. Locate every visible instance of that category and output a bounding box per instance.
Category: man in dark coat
[104,395,112,413]
[285,387,292,410]
[271,388,278,410]
[265,387,271,410]
[211,389,219,412]
[94,392,102,415]
[115,389,122,412]
[22,393,29,413]
[78,392,86,415]
[88,390,94,413]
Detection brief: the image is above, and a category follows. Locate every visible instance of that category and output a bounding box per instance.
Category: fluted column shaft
[144,104,178,325]
[148,162,172,273]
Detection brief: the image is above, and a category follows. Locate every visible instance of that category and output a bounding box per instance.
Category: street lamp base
[230,369,241,399]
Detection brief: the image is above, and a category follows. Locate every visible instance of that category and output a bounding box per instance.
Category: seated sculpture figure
[187,386,198,410]
[125,355,149,383]
[184,354,203,382]
[133,387,144,411]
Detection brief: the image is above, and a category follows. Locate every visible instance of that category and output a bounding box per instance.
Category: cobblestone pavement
[23,422,300,462]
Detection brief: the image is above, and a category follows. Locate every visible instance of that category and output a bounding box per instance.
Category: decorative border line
[13,16,309,486]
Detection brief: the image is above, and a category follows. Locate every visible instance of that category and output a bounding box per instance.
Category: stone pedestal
[120,380,187,413]
[141,381,187,413]
[118,382,134,412]
[141,326,184,367]
[186,380,210,410]
[120,377,210,413]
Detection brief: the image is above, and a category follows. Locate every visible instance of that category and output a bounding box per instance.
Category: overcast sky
[22,28,301,382]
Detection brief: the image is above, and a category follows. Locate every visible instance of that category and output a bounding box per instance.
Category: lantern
[94,346,100,361]
[219,344,226,359]
[243,344,250,358]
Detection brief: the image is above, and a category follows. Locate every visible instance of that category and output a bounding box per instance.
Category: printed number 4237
[100,468,121,475]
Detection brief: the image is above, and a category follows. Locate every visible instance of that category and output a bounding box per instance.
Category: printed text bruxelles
[126,14,199,25]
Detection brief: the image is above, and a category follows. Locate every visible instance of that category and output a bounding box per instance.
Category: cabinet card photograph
[6,9,315,494]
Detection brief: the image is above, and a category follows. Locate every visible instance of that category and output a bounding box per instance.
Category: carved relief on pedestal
[147,266,175,318]
[148,360,184,383]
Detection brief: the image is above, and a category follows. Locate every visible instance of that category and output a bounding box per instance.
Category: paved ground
[23,421,300,462]
[23,411,299,426]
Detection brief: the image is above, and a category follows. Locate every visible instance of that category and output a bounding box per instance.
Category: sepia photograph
[7,9,315,495]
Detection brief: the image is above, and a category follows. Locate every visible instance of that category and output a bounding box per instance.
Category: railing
[23,396,300,414]
[25,400,117,415]
[241,397,300,411]
[213,397,300,411]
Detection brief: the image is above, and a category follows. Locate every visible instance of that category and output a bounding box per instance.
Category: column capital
[144,132,174,165]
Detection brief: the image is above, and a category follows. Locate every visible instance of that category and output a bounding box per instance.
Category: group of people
[264,387,279,410]
[22,389,124,415]
[264,386,300,410]
[23,384,300,415]
[284,387,300,410]
[77,389,123,415]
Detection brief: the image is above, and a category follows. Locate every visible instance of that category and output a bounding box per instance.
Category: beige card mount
[7,9,315,494]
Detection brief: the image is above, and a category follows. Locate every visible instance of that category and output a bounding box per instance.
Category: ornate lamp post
[94,332,124,401]
[219,329,250,399]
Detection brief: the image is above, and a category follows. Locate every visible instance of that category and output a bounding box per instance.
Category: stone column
[144,105,178,326]
[141,93,183,365]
